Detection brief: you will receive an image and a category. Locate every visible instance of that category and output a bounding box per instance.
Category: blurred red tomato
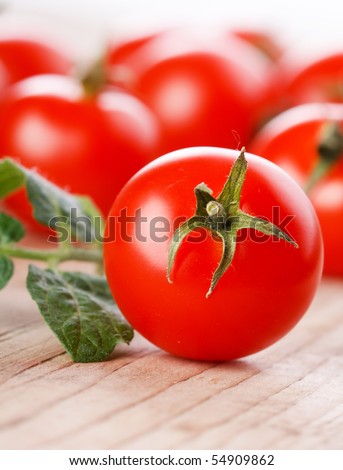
[106,29,273,153]
[0,37,72,85]
[285,52,343,105]
[135,50,264,153]
[106,29,208,92]
[218,30,289,128]
[251,103,343,276]
[0,74,161,222]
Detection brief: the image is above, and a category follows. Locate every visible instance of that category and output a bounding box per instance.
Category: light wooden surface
[0,259,343,450]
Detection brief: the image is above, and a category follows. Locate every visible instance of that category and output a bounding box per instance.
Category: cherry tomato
[138,52,264,153]
[104,147,323,361]
[251,103,343,276]
[106,30,272,153]
[219,30,288,127]
[0,37,72,85]
[0,74,161,220]
[285,52,343,105]
[106,29,213,90]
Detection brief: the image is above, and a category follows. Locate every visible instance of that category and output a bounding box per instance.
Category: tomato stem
[167,148,298,297]
[81,56,107,98]
[206,201,225,217]
[305,121,343,193]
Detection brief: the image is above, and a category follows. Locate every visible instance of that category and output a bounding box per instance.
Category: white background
[2,0,343,61]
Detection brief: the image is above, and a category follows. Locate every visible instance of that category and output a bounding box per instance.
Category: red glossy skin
[0,75,161,219]
[106,30,271,153]
[106,29,212,89]
[104,147,323,361]
[285,53,343,105]
[219,31,288,128]
[251,103,343,276]
[0,38,72,85]
[138,51,266,153]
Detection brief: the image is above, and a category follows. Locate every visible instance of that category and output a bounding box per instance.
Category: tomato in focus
[251,103,343,276]
[104,147,323,361]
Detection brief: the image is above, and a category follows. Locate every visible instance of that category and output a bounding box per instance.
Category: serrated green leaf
[0,256,14,290]
[0,158,26,198]
[0,158,103,243]
[26,173,100,243]
[26,265,133,363]
[0,212,25,245]
[77,195,105,239]
[0,213,24,289]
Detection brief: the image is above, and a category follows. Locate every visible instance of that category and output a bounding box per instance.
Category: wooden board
[0,259,343,450]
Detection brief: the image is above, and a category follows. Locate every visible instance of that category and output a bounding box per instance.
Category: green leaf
[0,212,25,289]
[0,158,103,243]
[77,195,105,239]
[0,158,26,198]
[0,256,14,290]
[0,212,25,245]
[0,213,25,289]
[27,265,133,362]
[26,173,100,243]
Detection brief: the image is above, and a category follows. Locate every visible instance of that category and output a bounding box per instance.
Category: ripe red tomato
[220,30,288,127]
[251,103,343,276]
[137,52,263,153]
[106,29,213,90]
[285,52,343,105]
[0,74,161,220]
[0,37,72,85]
[106,30,272,153]
[104,147,323,361]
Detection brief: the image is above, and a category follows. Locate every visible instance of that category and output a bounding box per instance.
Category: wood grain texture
[0,260,342,450]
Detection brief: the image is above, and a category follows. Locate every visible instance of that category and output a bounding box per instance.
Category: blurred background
[0,0,342,277]
[2,0,343,62]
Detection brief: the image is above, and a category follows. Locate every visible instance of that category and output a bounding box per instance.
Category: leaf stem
[0,244,103,265]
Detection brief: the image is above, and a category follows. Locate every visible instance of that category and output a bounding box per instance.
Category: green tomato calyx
[167,148,299,298]
[305,121,343,193]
